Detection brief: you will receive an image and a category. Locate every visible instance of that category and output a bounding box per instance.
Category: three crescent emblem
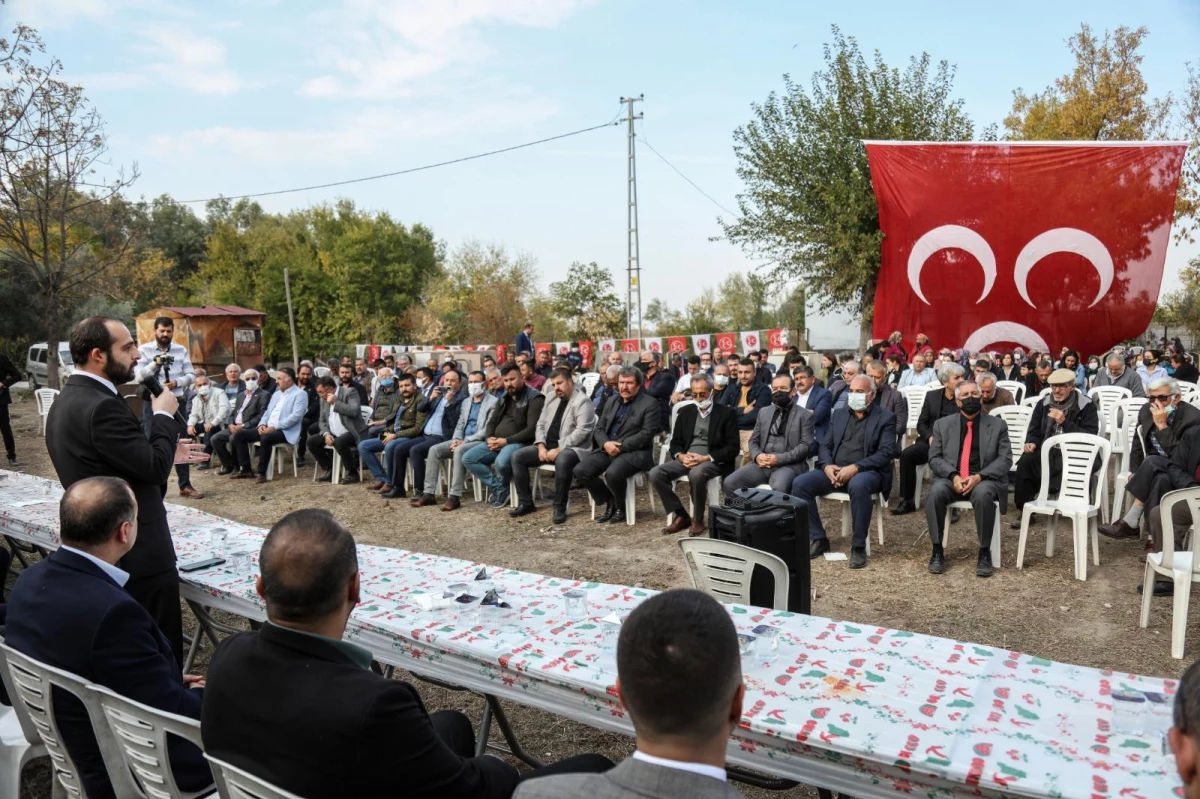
[908,225,1113,308]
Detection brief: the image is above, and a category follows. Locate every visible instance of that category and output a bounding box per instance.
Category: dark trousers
[512,446,581,509]
[126,567,184,664]
[0,403,14,458]
[1150,498,1195,553]
[385,436,425,488]
[574,450,646,507]
[1127,455,1174,507]
[1014,448,1061,509]
[232,428,288,473]
[790,468,884,549]
[649,459,723,522]
[209,429,235,470]
[924,478,1004,549]
[897,439,931,503]
[306,432,358,472]
[408,435,445,493]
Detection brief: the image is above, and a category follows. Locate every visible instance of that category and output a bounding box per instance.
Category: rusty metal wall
[135,310,264,374]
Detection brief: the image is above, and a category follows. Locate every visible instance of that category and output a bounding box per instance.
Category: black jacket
[718,380,771,430]
[230,388,271,430]
[45,374,180,578]
[593,390,661,469]
[485,385,545,446]
[1025,392,1100,450]
[668,402,740,474]
[1168,426,1200,491]
[1173,363,1200,384]
[0,353,20,406]
[1132,400,1200,471]
[643,369,675,432]
[417,390,465,439]
[201,623,519,799]
[916,387,960,442]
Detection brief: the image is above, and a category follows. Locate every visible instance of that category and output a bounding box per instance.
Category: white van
[25,342,74,388]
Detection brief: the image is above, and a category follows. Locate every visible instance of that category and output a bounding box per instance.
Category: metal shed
[135,306,266,374]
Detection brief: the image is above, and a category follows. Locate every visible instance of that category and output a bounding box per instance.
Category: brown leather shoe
[660,513,692,535]
[231,471,254,479]
[179,486,205,499]
[255,474,268,484]
[1098,519,1139,539]
[411,493,438,508]
[687,522,707,537]
[441,496,461,512]
[367,481,385,491]
[376,483,392,493]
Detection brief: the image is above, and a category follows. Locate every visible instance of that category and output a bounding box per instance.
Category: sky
[8,0,1200,326]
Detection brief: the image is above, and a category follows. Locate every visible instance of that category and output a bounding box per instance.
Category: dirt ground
[5,392,1195,798]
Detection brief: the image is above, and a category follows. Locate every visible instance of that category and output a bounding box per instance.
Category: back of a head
[59,476,136,548]
[617,589,741,744]
[1174,659,1200,774]
[259,509,358,623]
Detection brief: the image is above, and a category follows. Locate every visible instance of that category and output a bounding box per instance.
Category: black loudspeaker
[707,487,810,614]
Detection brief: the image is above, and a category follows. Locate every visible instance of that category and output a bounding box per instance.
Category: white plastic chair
[1109,398,1148,524]
[587,475,651,526]
[1016,433,1112,581]
[655,401,721,522]
[0,642,47,799]
[818,492,886,554]
[1139,487,1200,659]
[899,386,929,444]
[312,366,330,379]
[206,755,304,799]
[89,683,213,799]
[1088,385,1131,438]
[248,442,299,481]
[678,538,789,609]
[1021,394,1042,408]
[996,380,1025,404]
[942,500,1001,566]
[579,373,600,396]
[34,388,59,436]
[990,405,1033,479]
[1176,380,1199,400]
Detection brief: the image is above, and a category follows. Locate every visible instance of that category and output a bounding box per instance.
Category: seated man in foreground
[515,589,745,799]
[6,476,210,799]
[722,372,814,496]
[923,381,1012,577]
[201,508,610,798]
[790,376,896,570]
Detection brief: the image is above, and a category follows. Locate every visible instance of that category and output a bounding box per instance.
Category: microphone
[139,373,188,427]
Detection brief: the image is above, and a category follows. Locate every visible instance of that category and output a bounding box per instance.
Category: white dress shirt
[60,545,130,587]
[632,751,727,783]
[76,369,172,419]
[328,392,348,438]
[795,387,811,407]
[266,387,293,428]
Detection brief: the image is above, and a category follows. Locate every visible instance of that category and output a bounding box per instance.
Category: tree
[1177,62,1200,242]
[0,21,139,388]
[1158,258,1200,341]
[721,27,975,347]
[141,194,208,287]
[548,261,624,341]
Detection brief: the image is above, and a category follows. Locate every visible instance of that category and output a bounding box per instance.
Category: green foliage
[645,271,803,337]
[1158,257,1200,340]
[141,194,208,288]
[721,26,975,344]
[548,261,624,341]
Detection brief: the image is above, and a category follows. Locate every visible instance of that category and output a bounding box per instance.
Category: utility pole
[620,95,643,343]
[283,267,300,368]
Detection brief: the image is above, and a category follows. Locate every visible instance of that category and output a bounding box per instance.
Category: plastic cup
[1112,691,1147,735]
[564,589,588,621]
[737,634,756,657]
[229,550,252,574]
[1142,691,1173,735]
[209,528,228,559]
[492,604,521,633]
[754,627,779,663]
[600,619,622,652]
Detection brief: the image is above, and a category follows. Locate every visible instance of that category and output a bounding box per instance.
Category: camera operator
[136,316,204,499]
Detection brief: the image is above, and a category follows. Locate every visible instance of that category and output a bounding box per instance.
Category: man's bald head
[60,476,137,549]
[259,509,358,623]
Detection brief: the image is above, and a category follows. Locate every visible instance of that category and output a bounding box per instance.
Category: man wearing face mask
[712,363,731,397]
[417,371,500,512]
[393,371,464,501]
[866,362,908,439]
[924,381,1012,577]
[892,363,965,516]
[1138,350,1169,392]
[186,369,230,470]
[1098,378,1200,555]
[1092,352,1146,397]
[359,373,426,494]
[790,375,896,569]
[638,351,676,433]
[413,367,436,400]
[210,369,269,476]
[723,373,815,497]
[307,375,366,483]
[462,364,545,508]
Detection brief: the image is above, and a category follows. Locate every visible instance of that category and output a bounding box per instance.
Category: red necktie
[959,419,973,479]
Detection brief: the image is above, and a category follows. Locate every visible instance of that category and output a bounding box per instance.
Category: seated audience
[511,368,596,524]
[712,363,731,397]
[996,351,1019,381]
[534,349,554,379]
[354,358,374,396]
[335,362,368,406]
[1022,359,1053,398]
[395,354,412,373]
[699,352,714,374]
[1138,350,1169,391]
[566,342,584,372]
[866,361,907,433]
[891,363,966,515]
[977,372,1015,413]
[897,353,937,388]
[923,381,1012,577]
[672,356,702,402]
[231,367,306,483]
[307,375,366,483]
[1172,352,1200,384]
[1146,426,1200,595]
[792,365,831,445]
[593,364,619,413]
[210,368,268,475]
[463,364,545,508]
[521,359,546,391]
[254,363,277,396]
[6,477,210,799]
[202,509,609,798]
[790,375,897,570]
[723,372,814,496]
[575,366,660,525]
[414,366,436,399]
[912,333,933,359]
[1060,349,1086,389]
[972,358,996,383]
[639,351,676,432]
[652,373,739,535]
[186,368,230,469]
[220,362,244,402]
[365,367,401,434]
[481,354,497,371]
[719,359,770,461]
[827,360,859,410]
[1012,368,1101,523]
[884,353,907,387]
[394,371,464,501]
[485,366,505,397]
[415,371,499,511]
[359,373,426,493]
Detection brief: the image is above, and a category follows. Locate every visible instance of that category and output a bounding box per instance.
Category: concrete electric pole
[620,95,643,342]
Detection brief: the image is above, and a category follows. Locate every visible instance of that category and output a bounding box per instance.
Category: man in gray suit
[574,366,662,525]
[723,372,816,495]
[514,589,745,799]
[924,380,1012,577]
[308,375,367,483]
[511,368,597,524]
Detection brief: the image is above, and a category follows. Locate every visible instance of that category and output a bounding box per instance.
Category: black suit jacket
[818,403,897,498]
[230,388,270,429]
[1168,426,1200,491]
[668,402,740,473]
[201,623,519,799]
[5,550,208,799]
[0,353,20,406]
[593,390,661,464]
[45,374,181,578]
[1132,400,1200,471]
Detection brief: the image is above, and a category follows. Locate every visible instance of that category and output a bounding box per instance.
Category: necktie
[959,419,973,479]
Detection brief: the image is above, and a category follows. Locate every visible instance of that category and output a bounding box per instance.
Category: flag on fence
[740,331,760,353]
[644,337,662,354]
[620,338,640,353]
[555,342,570,356]
[715,333,736,353]
[691,335,710,354]
[666,336,688,354]
[766,328,787,350]
[599,339,616,354]
[495,344,507,363]
[535,342,553,360]
[579,341,594,367]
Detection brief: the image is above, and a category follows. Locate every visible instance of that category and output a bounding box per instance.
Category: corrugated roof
[158,305,265,317]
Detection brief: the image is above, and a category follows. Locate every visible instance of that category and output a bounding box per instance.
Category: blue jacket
[260,386,308,446]
[515,331,534,357]
[417,389,465,439]
[719,380,771,430]
[795,385,833,447]
[5,549,210,799]
[818,403,898,499]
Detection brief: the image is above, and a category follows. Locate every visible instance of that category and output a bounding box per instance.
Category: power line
[638,129,740,219]
[171,116,623,205]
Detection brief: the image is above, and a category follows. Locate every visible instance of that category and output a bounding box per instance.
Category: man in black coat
[649,373,739,536]
[0,350,21,466]
[5,477,211,799]
[638,351,675,433]
[44,316,205,658]
[892,363,965,515]
[201,509,609,798]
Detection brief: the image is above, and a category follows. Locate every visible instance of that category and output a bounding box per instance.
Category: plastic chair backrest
[989,405,1033,465]
[1157,487,1200,572]
[1038,433,1110,508]
[996,380,1025,403]
[0,642,136,798]
[206,755,304,799]
[661,401,697,463]
[312,366,330,379]
[900,387,927,430]
[0,639,40,746]
[579,373,600,396]
[1191,394,1200,411]
[34,388,59,415]
[89,683,210,799]
[1114,398,1148,467]
[359,406,372,424]
[678,538,789,609]
[1088,386,1132,436]
[1176,380,1199,399]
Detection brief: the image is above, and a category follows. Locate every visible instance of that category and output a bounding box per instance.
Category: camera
[157,354,175,366]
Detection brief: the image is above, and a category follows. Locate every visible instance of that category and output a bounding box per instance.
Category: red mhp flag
[766,328,787,350]
[865,142,1186,355]
[666,336,688,354]
[715,332,736,353]
[620,338,640,353]
[534,342,553,359]
[578,341,594,367]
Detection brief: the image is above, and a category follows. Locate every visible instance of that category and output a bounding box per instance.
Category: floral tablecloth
[0,469,1182,799]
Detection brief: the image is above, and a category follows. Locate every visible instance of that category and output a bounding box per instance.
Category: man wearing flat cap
[1011,367,1101,523]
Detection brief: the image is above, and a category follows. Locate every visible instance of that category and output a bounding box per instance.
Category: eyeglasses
[1148,394,1174,404]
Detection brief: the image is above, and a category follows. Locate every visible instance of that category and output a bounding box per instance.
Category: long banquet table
[0,469,1183,799]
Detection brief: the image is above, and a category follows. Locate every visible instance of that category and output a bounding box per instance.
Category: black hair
[396,372,416,385]
[60,476,136,547]
[500,363,521,377]
[686,355,700,366]
[1176,658,1200,737]
[738,358,754,368]
[315,375,337,390]
[69,316,118,366]
[793,365,814,378]
[153,316,174,329]
[280,367,296,382]
[549,367,573,383]
[415,367,434,380]
[260,509,358,623]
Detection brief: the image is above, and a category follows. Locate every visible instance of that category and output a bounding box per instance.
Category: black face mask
[772,391,792,408]
[960,397,982,416]
[635,361,650,374]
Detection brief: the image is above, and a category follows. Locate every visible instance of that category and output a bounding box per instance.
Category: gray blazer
[452,392,500,443]
[318,386,367,441]
[748,403,815,468]
[536,386,596,456]
[928,412,1012,512]
[514,756,744,799]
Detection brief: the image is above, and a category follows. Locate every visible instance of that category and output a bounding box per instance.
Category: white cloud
[135,24,242,95]
[302,0,595,99]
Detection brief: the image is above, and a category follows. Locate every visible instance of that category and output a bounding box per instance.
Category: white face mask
[697,397,713,411]
[197,385,210,397]
[416,378,428,388]
[847,392,868,411]
[467,383,484,397]
[244,380,258,392]
[714,375,729,388]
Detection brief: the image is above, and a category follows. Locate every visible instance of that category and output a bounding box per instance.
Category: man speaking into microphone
[46,316,206,659]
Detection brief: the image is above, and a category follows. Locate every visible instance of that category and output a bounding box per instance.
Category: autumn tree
[548,261,624,341]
